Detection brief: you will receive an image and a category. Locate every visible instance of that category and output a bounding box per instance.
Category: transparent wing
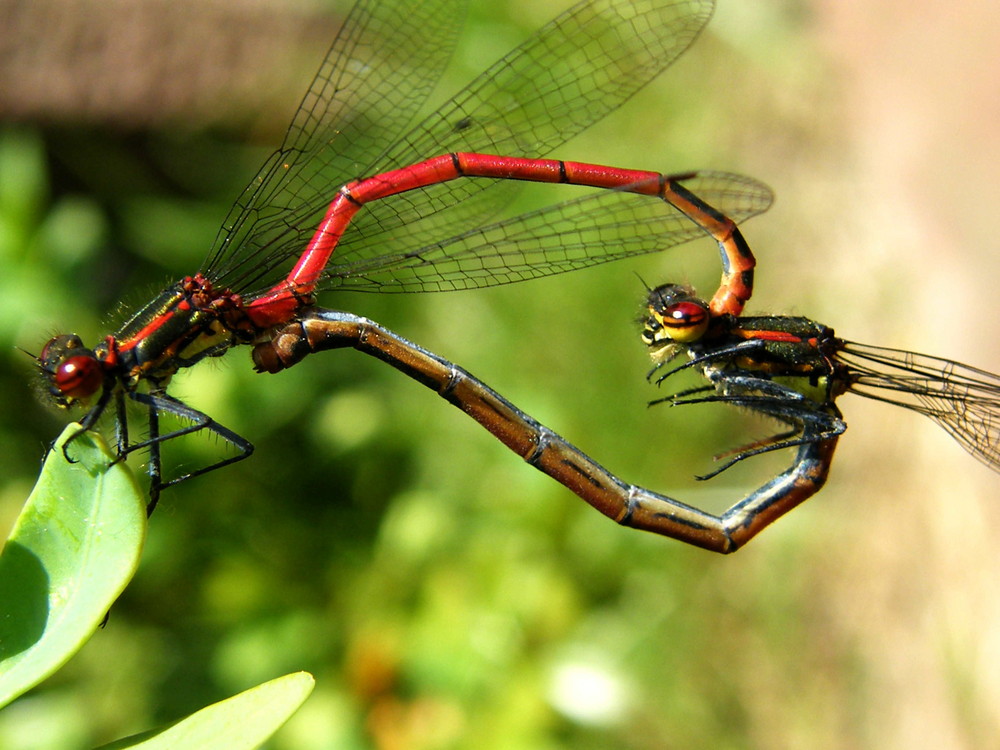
[320,172,772,292]
[205,0,716,297]
[841,342,1000,473]
[206,0,466,280]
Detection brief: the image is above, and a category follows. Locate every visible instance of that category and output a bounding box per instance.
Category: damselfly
[249,277,1000,553]
[35,0,766,513]
[637,282,1000,548]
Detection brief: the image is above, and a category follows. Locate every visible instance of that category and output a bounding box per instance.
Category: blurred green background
[1,0,999,748]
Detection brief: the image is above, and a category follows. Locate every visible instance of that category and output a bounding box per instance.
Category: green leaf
[0,424,146,707]
[97,672,315,750]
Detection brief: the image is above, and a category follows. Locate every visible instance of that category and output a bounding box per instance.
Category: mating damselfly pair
[33,0,999,552]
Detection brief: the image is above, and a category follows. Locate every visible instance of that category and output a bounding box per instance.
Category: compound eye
[657,300,710,343]
[54,355,103,399]
[39,334,86,367]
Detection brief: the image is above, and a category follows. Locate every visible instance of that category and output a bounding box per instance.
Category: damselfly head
[36,334,104,408]
[643,283,710,346]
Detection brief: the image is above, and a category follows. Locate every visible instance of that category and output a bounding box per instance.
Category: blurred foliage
[1,1,998,749]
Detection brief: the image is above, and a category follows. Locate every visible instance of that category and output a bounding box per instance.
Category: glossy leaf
[96,672,315,750]
[0,424,146,707]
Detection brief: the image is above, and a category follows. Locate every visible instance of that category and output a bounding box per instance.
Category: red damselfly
[36,0,767,513]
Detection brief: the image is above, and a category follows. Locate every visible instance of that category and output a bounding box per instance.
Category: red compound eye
[659,300,709,343]
[54,355,103,399]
